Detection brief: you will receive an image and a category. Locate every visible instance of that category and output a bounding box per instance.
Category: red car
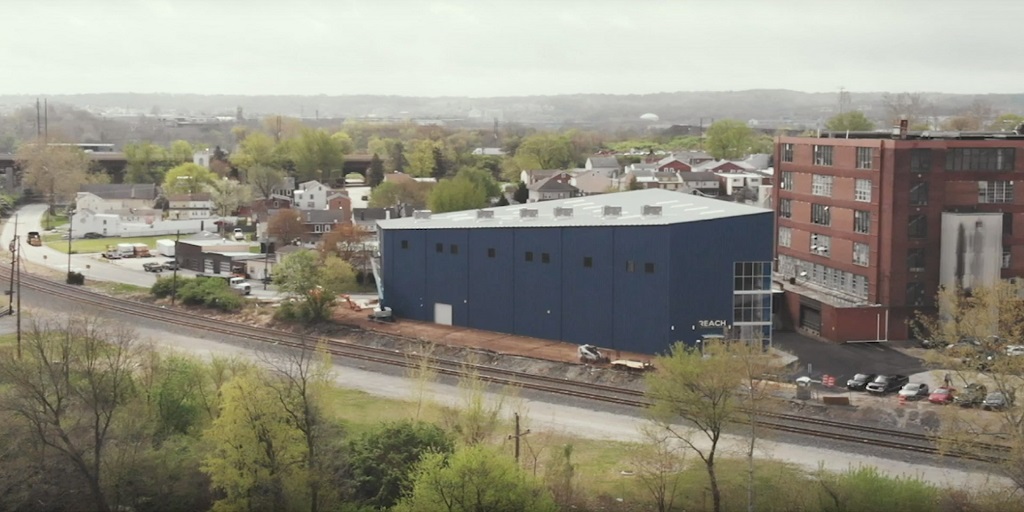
[929,386,956,404]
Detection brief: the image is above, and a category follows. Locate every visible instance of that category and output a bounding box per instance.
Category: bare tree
[631,425,687,512]
[404,341,440,420]
[15,137,92,215]
[0,315,139,512]
[268,208,307,244]
[247,164,285,199]
[881,92,930,127]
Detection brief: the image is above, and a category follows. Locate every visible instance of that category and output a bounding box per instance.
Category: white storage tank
[156,239,176,257]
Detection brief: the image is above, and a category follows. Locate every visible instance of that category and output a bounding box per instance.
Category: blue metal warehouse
[376,189,773,355]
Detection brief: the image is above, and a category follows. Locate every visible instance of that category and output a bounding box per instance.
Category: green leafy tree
[431,146,449,180]
[163,163,217,195]
[367,153,385,188]
[16,138,91,217]
[232,132,280,171]
[989,113,1024,131]
[390,140,408,173]
[705,119,760,160]
[515,132,575,169]
[247,164,286,199]
[427,177,487,213]
[124,142,169,184]
[825,111,875,131]
[289,128,349,183]
[346,420,455,509]
[209,178,253,216]
[203,370,307,512]
[512,181,529,204]
[168,140,196,164]
[454,166,500,198]
[646,340,767,512]
[274,251,357,322]
[368,180,430,209]
[150,355,209,438]
[395,444,557,512]
[406,139,438,177]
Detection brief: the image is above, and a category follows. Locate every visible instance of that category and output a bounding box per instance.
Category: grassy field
[41,210,69,229]
[43,234,172,254]
[88,281,151,296]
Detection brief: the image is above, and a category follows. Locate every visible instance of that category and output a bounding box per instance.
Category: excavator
[367,257,393,323]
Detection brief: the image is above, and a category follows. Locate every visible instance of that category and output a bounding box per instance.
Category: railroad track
[2,268,1008,464]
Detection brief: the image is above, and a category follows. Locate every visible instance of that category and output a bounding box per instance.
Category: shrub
[176,278,243,312]
[151,275,189,298]
[65,271,85,285]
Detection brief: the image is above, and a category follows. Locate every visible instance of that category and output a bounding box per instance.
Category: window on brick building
[906,282,925,306]
[910,149,931,172]
[778,226,792,248]
[1005,212,1014,236]
[779,198,792,219]
[855,178,872,202]
[946,148,1015,171]
[909,182,929,205]
[811,174,833,196]
[813,145,834,166]
[978,181,1014,203]
[780,172,794,190]
[854,210,871,234]
[908,215,927,238]
[908,248,925,272]
[856,147,872,169]
[1004,246,1012,269]
[811,204,831,226]
[782,143,794,163]
[853,242,869,266]
[810,233,831,257]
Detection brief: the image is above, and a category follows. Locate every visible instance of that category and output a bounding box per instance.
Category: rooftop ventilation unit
[476,210,494,219]
[602,206,622,217]
[554,207,574,218]
[413,210,432,220]
[519,208,539,219]
[642,205,663,216]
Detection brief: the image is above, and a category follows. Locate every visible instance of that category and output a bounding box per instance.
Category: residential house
[70,207,207,238]
[743,153,772,170]
[692,159,758,174]
[167,193,214,220]
[519,169,564,186]
[352,206,412,233]
[327,192,353,225]
[584,156,621,178]
[623,170,685,191]
[716,172,767,196]
[193,149,213,168]
[528,174,579,202]
[673,150,714,166]
[77,183,159,212]
[294,180,331,210]
[301,209,346,240]
[272,177,296,198]
[656,156,693,172]
[678,172,722,196]
[571,170,615,196]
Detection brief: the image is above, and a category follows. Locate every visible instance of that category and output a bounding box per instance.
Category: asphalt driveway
[773,331,926,382]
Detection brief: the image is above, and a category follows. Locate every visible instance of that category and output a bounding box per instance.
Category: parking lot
[774,331,926,383]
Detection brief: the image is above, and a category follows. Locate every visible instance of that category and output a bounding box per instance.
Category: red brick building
[773,128,1024,342]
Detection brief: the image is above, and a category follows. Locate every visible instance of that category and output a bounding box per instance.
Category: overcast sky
[2,0,1021,97]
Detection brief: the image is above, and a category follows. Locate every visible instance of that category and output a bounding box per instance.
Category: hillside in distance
[2,89,1023,129]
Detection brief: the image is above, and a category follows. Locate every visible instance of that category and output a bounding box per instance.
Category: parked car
[846,373,877,391]
[865,375,910,395]
[142,262,164,273]
[82,232,103,239]
[102,250,122,259]
[162,260,180,270]
[1005,345,1024,357]
[898,382,930,400]
[955,383,988,408]
[233,228,245,241]
[982,391,1012,411]
[928,386,956,405]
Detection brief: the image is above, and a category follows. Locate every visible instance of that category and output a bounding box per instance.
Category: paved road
[774,331,925,382]
[1,204,282,299]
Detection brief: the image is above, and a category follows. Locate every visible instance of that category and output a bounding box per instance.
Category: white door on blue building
[434,303,453,326]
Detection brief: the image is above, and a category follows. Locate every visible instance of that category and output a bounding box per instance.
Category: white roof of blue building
[377,189,770,230]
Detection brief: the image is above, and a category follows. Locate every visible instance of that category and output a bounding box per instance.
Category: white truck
[156,239,176,257]
[196,273,252,295]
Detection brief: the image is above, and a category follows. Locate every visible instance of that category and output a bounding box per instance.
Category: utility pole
[44,98,48,142]
[35,99,40,138]
[508,412,530,464]
[171,230,180,305]
[15,235,21,360]
[263,235,271,290]
[8,214,16,315]
[66,208,74,279]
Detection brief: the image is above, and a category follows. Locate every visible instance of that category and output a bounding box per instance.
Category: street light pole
[67,209,74,276]
[263,236,270,290]
[171,230,180,305]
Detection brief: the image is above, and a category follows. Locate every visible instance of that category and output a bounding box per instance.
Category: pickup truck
[865,374,910,395]
[142,262,165,273]
[196,273,251,295]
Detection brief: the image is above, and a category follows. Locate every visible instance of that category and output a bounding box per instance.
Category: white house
[167,193,214,220]
[716,172,765,196]
[193,149,213,168]
[293,180,329,210]
[76,184,159,212]
[72,207,220,239]
[527,175,579,202]
[584,156,620,178]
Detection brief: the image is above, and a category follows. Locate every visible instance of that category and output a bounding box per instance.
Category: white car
[897,382,930,400]
[233,228,244,241]
[1006,345,1024,357]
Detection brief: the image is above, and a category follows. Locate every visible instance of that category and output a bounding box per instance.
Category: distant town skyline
[2,0,1022,98]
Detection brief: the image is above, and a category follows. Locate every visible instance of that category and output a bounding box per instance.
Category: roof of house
[523,169,564,181]
[587,156,620,169]
[301,209,346,224]
[472,147,506,156]
[678,172,721,182]
[168,193,213,202]
[298,180,324,190]
[377,189,768,230]
[528,176,579,192]
[80,183,159,201]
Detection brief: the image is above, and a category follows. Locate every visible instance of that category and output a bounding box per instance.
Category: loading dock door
[799,305,822,332]
[434,303,453,326]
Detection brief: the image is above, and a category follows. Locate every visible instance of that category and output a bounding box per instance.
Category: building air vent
[413,210,432,220]
[554,207,574,218]
[476,210,494,219]
[519,208,539,219]
[642,205,663,216]
[602,206,622,217]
